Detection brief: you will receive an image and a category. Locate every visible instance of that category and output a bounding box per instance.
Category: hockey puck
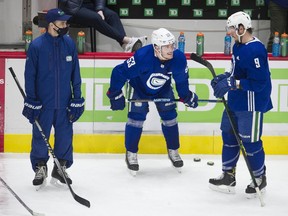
[193,157,201,162]
[207,161,214,166]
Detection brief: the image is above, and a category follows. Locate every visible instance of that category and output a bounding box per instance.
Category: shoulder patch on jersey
[66,56,72,62]
[185,66,188,73]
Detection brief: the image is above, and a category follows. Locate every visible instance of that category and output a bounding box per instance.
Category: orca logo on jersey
[146,73,170,90]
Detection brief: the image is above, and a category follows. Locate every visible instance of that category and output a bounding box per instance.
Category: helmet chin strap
[235,28,247,43]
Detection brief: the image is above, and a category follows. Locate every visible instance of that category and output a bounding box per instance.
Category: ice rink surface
[0,153,287,216]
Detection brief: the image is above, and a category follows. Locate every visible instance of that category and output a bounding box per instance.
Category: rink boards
[1,52,288,154]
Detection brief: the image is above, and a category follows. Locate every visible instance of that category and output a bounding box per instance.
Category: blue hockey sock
[221,132,240,171]
[125,124,143,153]
[243,140,265,177]
[161,123,180,150]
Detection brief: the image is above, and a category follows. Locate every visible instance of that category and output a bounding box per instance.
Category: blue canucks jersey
[109,44,190,99]
[228,37,273,113]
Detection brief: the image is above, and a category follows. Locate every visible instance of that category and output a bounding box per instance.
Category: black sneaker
[125,151,139,171]
[51,160,72,185]
[33,161,47,186]
[245,175,267,197]
[209,169,236,194]
[168,149,183,168]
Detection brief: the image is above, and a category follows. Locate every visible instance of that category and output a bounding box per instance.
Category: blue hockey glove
[211,72,231,88]
[180,91,198,108]
[106,89,125,111]
[67,97,85,123]
[22,98,42,124]
[213,76,236,98]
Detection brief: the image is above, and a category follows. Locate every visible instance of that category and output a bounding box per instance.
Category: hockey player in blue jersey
[107,28,199,175]
[209,12,273,196]
[22,8,85,187]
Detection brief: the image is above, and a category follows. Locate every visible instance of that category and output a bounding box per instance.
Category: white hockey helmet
[227,11,252,30]
[151,28,175,48]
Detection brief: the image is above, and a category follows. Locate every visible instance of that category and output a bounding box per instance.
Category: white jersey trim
[247,91,255,111]
[251,111,261,142]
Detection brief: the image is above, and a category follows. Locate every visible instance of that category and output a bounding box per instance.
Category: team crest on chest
[146,73,170,90]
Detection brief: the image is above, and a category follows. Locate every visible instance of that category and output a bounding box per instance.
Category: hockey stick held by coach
[22,97,43,124]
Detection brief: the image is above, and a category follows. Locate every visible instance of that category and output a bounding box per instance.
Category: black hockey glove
[211,72,231,88]
[67,97,85,123]
[106,89,125,111]
[22,97,42,124]
[180,91,198,108]
[213,76,236,98]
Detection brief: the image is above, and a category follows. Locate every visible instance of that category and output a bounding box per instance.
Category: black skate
[168,149,183,172]
[125,151,139,176]
[209,169,236,194]
[33,161,47,191]
[245,175,267,198]
[50,160,72,186]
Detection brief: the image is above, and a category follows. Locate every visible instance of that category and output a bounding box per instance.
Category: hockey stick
[128,98,222,103]
[190,53,265,207]
[0,177,45,216]
[8,67,91,208]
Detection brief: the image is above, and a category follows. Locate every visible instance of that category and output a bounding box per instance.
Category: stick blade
[190,53,204,63]
[32,212,45,216]
[74,194,91,208]
[190,53,216,77]
[190,53,210,67]
[255,187,266,207]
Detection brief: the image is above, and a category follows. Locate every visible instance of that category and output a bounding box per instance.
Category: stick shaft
[128,98,221,103]
[0,177,41,216]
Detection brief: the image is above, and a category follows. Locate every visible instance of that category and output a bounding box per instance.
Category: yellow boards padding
[4,134,288,155]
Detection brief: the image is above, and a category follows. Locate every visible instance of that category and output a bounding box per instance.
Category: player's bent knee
[128,112,147,121]
[243,140,263,156]
[127,118,144,128]
[159,109,177,121]
[162,118,177,127]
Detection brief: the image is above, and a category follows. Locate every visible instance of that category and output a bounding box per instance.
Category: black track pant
[69,3,126,46]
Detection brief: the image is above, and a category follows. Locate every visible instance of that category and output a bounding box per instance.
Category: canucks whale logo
[146,73,170,90]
